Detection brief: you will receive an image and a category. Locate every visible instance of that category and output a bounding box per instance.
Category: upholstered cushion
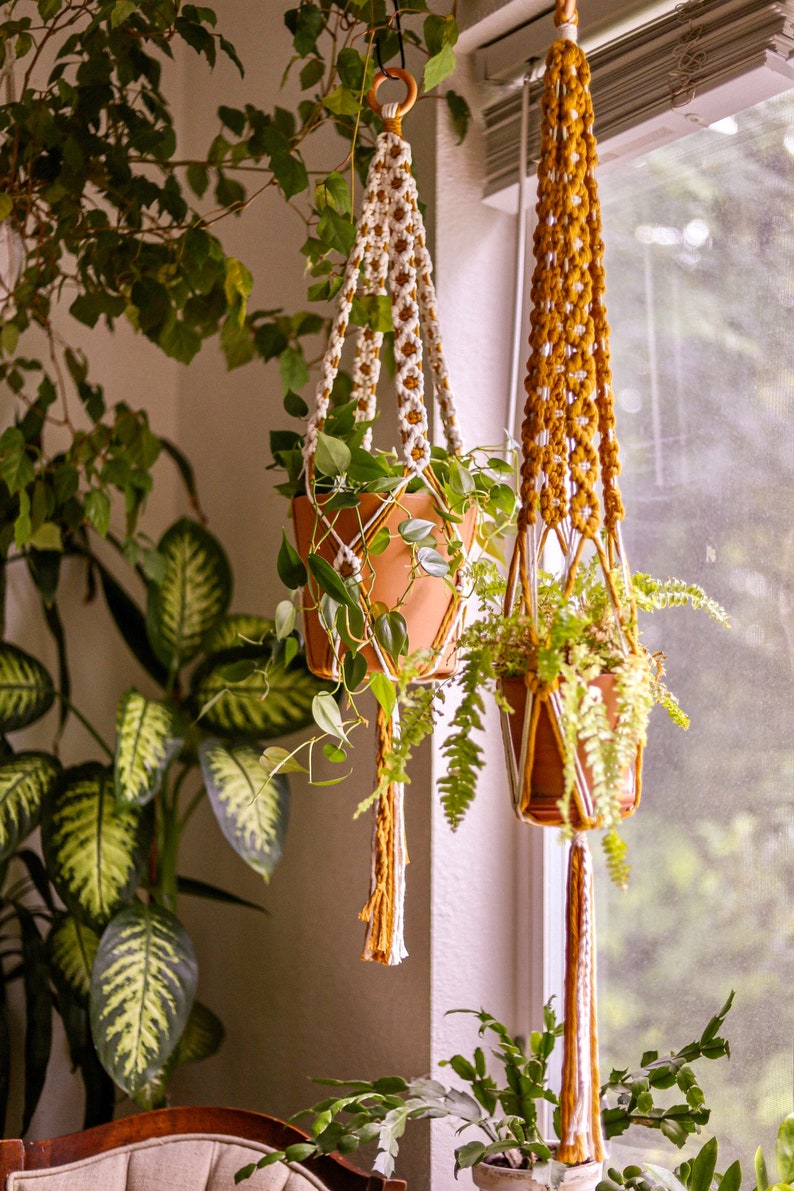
[7,1133,330,1191]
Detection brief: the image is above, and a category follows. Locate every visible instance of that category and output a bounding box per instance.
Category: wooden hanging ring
[367,68,418,118]
[555,0,578,25]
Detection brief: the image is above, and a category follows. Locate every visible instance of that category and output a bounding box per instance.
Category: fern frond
[631,574,730,626]
[439,645,494,829]
[602,826,630,890]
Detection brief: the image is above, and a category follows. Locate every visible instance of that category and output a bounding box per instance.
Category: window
[593,88,794,1165]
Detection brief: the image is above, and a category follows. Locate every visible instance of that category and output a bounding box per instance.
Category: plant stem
[54,695,113,759]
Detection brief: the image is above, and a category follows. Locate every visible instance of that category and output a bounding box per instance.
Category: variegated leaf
[41,764,151,931]
[0,643,55,732]
[114,690,183,808]
[176,1000,225,1064]
[190,648,330,739]
[0,752,61,862]
[199,740,288,880]
[147,518,232,672]
[90,902,197,1098]
[130,1057,175,1110]
[201,614,274,654]
[48,914,101,1005]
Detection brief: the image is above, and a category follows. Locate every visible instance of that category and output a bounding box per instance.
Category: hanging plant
[271,68,518,966]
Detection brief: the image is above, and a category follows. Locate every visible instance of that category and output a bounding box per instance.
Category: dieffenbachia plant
[0,513,329,1126]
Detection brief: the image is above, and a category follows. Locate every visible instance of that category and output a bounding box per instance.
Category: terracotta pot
[291,490,477,681]
[472,1157,602,1191]
[499,672,641,829]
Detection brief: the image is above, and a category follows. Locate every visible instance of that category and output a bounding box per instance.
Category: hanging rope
[359,704,408,965]
[296,69,471,965]
[558,835,605,1165]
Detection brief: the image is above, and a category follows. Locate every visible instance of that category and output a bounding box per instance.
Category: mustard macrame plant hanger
[504,0,644,1167]
[294,69,474,967]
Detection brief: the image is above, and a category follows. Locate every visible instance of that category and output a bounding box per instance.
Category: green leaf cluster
[0,514,329,1129]
[234,998,731,1183]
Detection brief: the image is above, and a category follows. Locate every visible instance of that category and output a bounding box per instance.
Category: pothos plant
[264,394,518,818]
[235,993,733,1182]
[0,505,329,1130]
[0,0,467,1135]
[440,558,730,887]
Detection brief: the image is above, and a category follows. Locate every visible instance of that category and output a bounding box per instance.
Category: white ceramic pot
[472,1158,603,1191]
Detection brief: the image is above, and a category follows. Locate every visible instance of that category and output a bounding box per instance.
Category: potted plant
[438,558,730,887]
[234,995,733,1187]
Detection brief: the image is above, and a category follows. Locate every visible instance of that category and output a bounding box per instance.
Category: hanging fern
[631,574,730,625]
[439,643,494,829]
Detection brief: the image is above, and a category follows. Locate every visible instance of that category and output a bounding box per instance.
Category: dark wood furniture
[0,1106,406,1191]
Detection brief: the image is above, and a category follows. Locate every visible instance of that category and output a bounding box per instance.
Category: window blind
[480,0,794,209]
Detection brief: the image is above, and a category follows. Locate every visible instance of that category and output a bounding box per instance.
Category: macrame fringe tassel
[558,834,605,1165]
[359,702,408,965]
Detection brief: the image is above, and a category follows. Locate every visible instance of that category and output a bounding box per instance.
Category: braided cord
[518,35,623,546]
[304,121,462,476]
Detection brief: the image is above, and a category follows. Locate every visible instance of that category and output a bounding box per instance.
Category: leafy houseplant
[0,509,328,1127]
[439,559,730,888]
[235,995,733,1185]
[269,395,518,797]
[0,0,467,1128]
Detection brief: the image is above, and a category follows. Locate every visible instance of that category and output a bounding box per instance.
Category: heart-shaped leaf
[307,554,357,609]
[312,691,348,742]
[0,643,55,732]
[200,740,289,880]
[417,546,450,577]
[0,751,61,862]
[42,764,151,931]
[398,517,437,544]
[114,691,183,808]
[147,518,232,672]
[90,902,197,1098]
[315,431,351,477]
[369,672,397,717]
[373,611,408,663]
[277,531,307,590]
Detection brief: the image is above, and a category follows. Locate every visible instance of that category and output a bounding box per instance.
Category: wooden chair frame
[0,1106,406,1191]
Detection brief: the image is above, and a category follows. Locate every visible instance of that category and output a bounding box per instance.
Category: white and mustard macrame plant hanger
[295,69,469,966]
[503,0,642,1166]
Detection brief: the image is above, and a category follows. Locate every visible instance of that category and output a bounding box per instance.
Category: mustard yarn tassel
[558,834,605,1165]
[359,702,408,965]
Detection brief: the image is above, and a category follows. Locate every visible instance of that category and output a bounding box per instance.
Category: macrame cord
[300,70,465,966]
[503,0,640,1163]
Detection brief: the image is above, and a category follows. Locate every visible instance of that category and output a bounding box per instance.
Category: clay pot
[472,1158,602,1191]
[292,490,477,681]
[500,672,641,828]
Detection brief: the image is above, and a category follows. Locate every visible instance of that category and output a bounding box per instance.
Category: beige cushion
[7,1133,330,1191]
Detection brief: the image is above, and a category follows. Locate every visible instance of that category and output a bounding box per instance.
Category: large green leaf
[199,740,288,879]
[41,764,151,931]
[146,518,232,672]
[176,1000,225,1064]
[0,643,55,732]
[201,613,274,654]
[90,902,197,1099]
[114,690,183,808]
[0,752,61,862]
[48,914,102,1005]
[190,647,330,739]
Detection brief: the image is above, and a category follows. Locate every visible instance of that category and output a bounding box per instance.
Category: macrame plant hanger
[297,68,470,967]
[504,0,642,1165]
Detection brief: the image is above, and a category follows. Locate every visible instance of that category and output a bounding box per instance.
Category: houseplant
[0,0,469,1131]
[0,505,330,1127]
[235,994,733,1186]
[440,559,730,888]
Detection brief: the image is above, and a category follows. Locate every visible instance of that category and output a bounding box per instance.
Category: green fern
[632,574,730,625]
[439,644,494,829]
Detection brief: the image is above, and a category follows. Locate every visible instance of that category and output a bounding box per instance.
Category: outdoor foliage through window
[594,89,794,1166]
